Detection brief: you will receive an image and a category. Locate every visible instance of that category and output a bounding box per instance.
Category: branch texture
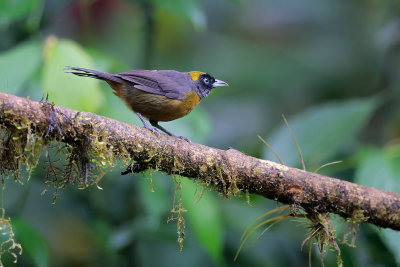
[0,92,399,230]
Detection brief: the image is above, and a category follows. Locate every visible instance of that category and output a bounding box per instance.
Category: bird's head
[189,71,228,99]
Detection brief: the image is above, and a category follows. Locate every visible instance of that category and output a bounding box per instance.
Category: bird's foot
[168,134,191,142]
[143,124,160,136]
[177,136,191,142]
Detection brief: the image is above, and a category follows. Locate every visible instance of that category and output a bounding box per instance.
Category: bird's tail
[64,66,122,83]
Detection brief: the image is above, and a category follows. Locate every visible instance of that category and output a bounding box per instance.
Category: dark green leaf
[181,178,225,265]
[13,217,49,267]
[42,39,103,112]
[0,41,41,94]
[139,173,170,221]
[0,0,39,24]
[354,146,400,265]
[263,98,378,169]
[354,148,399,192]
[150,0,206,29]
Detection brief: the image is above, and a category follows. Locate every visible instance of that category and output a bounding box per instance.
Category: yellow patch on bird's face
[189,71,206,81]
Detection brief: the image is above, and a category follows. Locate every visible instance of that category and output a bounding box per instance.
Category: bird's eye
[203,78,209,84]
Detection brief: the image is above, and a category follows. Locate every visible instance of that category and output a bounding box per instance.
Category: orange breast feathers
[112,85,201,122]
[151,91,200,121]
[182,91,201,109]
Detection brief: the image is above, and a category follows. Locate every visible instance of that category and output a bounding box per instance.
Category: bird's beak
[213,79,229,87]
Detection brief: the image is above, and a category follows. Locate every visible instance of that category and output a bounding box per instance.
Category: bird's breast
[121,89,201,122]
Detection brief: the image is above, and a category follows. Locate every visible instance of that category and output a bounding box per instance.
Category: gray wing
[115,70,193,100]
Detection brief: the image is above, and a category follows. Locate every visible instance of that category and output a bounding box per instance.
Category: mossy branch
[1,92,399,230]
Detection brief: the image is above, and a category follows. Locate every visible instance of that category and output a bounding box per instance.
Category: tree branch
[1,92,399,230]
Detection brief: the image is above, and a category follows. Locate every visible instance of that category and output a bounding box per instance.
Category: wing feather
[115,70,193,100]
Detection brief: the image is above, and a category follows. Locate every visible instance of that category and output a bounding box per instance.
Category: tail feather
[64,66,122,83]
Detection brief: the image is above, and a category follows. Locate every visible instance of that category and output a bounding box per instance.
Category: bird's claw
[143,124,160,136]
[143,122,189,141]
[178,136,191,142]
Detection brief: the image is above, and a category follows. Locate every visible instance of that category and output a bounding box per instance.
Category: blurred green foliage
[264,98,379,170]
[1,0,400,266]
[43,38,103,111]
[0,41,41,94]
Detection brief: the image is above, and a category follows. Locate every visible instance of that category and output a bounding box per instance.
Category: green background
[1,0,400,266]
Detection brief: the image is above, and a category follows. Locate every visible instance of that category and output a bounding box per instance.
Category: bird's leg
[136,113,159,136]
[149,120,190,142]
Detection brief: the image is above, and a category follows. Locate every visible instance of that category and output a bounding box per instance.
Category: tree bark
[0,92,399,230]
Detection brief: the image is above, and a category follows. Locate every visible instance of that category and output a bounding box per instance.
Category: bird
[65,67,228,141]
